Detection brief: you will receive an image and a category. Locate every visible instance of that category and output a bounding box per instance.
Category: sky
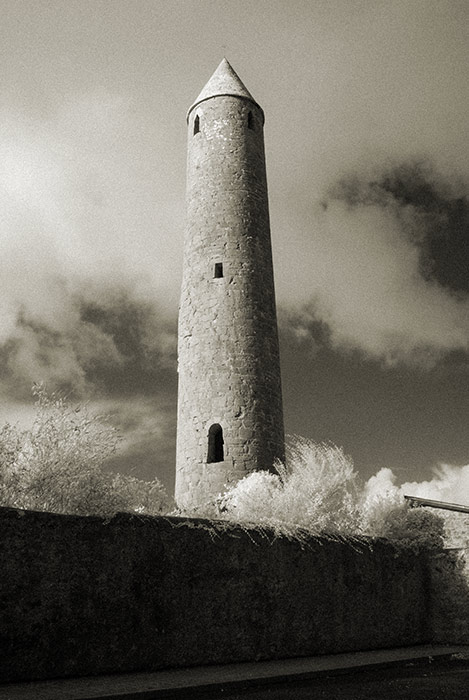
[0,0,468,502]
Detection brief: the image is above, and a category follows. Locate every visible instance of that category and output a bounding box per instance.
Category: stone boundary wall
[0,507,442,683]
[429,548,469,645]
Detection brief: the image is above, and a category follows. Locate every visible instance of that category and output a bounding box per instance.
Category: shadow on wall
[430,548,469,644]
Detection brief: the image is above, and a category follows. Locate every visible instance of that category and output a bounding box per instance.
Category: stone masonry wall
[0,507,432,683]
[430,548,469,644]
[175,94,284,509]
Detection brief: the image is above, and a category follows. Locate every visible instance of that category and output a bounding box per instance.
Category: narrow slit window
[207,424,224,463]
[248,111,254,130]
[214,262,223,278]
[193,115,200,135]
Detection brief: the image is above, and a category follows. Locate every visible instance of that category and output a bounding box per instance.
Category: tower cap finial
[187,58,263,121]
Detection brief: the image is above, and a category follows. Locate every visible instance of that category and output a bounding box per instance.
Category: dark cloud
[278,307,331,356]
[0,284,176,401]
[78,291,176,397]
[328,162,469,295]
[0,315,86,401]
[379,166,469,294]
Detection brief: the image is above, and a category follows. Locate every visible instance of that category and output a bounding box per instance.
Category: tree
[0,385,172,517]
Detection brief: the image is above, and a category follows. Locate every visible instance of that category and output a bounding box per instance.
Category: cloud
[2,4,468,376]
[363,467,399,501]
[278,162,469,367]
[0,89,182,307]
[0,90,181,400]
[292,167,469,365]
[401,463,469,506]
[0,283,176,401]
[270,2,469,367]
[364,463,469,507]
[328,163,469,294]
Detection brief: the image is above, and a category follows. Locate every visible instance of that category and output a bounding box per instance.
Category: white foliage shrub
[218,437,363,539]
[0,392,446,549]
[0,384,172,517]
[213,435,445,547]
[360,491,405,536]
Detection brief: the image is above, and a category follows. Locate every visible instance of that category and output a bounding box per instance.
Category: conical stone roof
[187,58,262,120]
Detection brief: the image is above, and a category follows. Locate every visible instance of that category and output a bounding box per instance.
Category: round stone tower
[175,59,285,510]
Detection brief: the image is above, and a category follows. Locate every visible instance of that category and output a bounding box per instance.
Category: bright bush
[211,435,445,547]
[360,490,404,535]
[217,437,363,540]
[0,395,447,549]
[0,385,172,517]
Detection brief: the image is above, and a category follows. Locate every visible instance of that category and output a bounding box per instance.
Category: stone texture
[0,507,434,683]
[187,57,260,119]
[176,63,285,509]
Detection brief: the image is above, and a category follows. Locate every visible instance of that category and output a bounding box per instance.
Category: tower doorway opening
[207,424,224,463]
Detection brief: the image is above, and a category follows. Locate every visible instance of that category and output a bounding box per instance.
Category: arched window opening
[248,111,254,130]
[193,115,200,135]
[214,262,223,278]
[207,424,224,463]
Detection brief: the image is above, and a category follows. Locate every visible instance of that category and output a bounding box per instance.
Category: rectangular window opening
[214,263,223,278]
